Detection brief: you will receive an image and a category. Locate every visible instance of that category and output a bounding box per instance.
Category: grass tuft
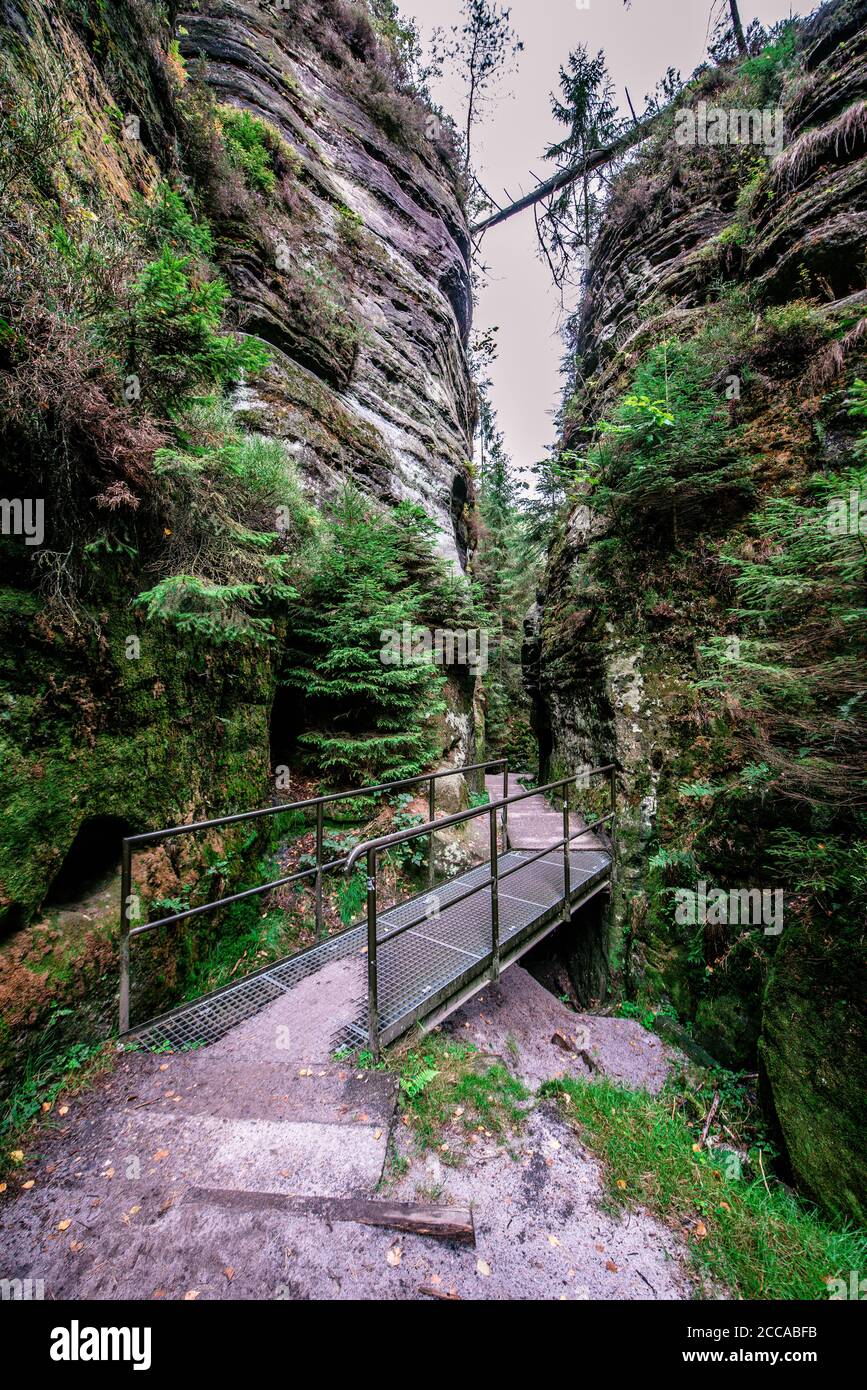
[364,1033,530,1158]
[542,1074,867,1300]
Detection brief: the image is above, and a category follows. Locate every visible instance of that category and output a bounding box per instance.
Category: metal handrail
[118,757,508,1032]
[344,766,614,870]
[345,764,616,1058]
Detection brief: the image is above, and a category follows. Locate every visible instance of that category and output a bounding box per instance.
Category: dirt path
[0,953,692,1301]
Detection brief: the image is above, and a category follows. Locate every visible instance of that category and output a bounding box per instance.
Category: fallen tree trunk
[185,1187,476,1245]
[471,112,663,236]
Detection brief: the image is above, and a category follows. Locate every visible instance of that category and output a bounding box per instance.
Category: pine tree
[282,486,446,784]
[540,46,623,296]
[431,0,523,177]
[472,376,537,762]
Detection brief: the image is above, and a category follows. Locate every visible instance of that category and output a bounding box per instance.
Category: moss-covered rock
[530,0,867,1222]
[760,915,867,1224]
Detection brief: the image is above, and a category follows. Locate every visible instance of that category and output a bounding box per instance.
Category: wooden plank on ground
[184,1187,475,1245]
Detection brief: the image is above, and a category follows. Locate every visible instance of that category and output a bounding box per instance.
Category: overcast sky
[401,0,806,474]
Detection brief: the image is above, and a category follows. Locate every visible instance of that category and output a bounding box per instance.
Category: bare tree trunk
[464,29,481,175]
[729,0,748,57]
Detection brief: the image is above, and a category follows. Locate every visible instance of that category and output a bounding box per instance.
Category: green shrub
[592,338,754,542]
[739,24,799,105]
[133,180,214,259]
[136,398,315,646]
[126,247,269,410]
[701,470,866,810]
[218,106,278,194]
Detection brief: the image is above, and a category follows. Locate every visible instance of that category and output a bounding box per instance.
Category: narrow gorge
[0,0,864,1311]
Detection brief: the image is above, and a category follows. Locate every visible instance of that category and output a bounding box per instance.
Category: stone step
[102,1110,390,1199]
[56,1056,401,1205]
[119,1055,397,1127]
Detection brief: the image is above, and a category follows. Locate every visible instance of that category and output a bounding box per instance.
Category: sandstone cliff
[530,0,866,1220]
[0,0,474,1088]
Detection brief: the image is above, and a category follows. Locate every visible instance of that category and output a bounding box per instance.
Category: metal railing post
[119,838,131,1034]
[562,793,571,926]
[315,800,324,937]
[489,805,500,983]
[428,775,436,890]
[501,760,508,854]
[609,764,617,860]
[367,848,380,1061]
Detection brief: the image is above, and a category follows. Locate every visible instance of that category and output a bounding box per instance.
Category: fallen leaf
[374,1129,382,1141]
[476,1259,491,1277]
[21,1180,35,1190]
[605,1259,619,1273]
[9,1150,23,1163]
[0,1183,6,1194]
[58,1106,69,1117]
[104,1167,115,1180]
[70,1240,83,1253]
[616,1179,627,1189]
[159,1064,169,1071]
[152,1149,169,1162]
[547,1235,561,1247]
[224,1267,235,1281]
[41,1102,51,1113]
[694,1221,708,1239]
[454,1107,464,1118]
[152,1290,166,1299]
[183,1290,200,1300]
[719,1202,731,1213]
[386,1246,402,1267]
[58,1219,72,1232]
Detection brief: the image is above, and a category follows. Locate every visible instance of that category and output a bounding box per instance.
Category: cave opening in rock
[45,815,133,907]
[269,683,300,778]
[519,893,610,1008]
[450,473,469,565]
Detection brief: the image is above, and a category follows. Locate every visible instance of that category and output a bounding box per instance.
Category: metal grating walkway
[128,846,611,1055]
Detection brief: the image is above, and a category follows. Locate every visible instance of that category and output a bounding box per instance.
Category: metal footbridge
[120,761,615,1059]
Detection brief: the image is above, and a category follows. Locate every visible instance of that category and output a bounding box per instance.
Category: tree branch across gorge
[470,111,663,235]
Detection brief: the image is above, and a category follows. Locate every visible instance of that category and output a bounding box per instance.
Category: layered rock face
[531,0,866,1219]
[178,0,475,565]
[0,0,474,1090]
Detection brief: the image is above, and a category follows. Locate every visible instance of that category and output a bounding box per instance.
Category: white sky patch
[401,0,804,478]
